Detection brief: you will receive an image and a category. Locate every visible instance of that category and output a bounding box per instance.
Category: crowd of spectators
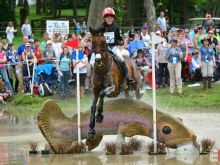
[0,12,219,103]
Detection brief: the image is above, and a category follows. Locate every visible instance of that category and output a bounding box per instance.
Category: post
[30,60,36,95]
[76,49,81,144]
[151,39,157,153]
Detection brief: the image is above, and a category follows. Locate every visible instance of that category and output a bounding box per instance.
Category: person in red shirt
[33,39,43,65]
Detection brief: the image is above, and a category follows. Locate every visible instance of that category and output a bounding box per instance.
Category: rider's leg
[111,47,135,84]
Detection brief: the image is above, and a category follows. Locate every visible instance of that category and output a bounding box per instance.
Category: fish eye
[162,126,171,134]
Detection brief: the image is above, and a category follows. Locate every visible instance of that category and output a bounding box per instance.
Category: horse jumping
[88,29,142,139]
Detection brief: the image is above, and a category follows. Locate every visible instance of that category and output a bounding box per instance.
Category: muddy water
[0,110,220,165]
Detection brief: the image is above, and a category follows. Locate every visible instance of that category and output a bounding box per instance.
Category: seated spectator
[43,40,56,64]
[189,50,202,83]
[135,49,151,85]
[0,75,12,103]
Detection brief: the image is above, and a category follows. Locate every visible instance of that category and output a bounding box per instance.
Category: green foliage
[0,1,15,22]
[114,0,127,26]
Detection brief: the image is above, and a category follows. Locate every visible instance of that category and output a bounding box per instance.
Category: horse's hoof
[96,114,104,123]
[87,129,95,140]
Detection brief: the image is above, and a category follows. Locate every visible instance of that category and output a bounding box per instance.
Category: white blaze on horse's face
[95,54,102,60]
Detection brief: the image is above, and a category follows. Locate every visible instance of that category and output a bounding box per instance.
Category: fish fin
[38,99,74,153]
[86,133,103,151]
[120,123,150,137]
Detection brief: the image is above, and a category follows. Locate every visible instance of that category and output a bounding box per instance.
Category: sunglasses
[209,32,213,34]
[198,28,203,30]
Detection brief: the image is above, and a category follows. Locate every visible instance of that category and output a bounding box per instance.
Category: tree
[17,0,23,6]
[87,0,114,29]
[51,0,58,17]
[206,0,220,17]
[36,0,42,15]
[0,0,15,22]
[42,0,48,14]
[144,0,157,32]
[72,0,77,17]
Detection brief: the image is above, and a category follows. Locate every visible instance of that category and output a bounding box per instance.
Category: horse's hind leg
[96,85,115,123]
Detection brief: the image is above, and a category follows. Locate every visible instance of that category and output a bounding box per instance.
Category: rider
[94,7,135,85]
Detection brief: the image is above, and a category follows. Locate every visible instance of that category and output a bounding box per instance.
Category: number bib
[173,57,177,64]
[104,32,115,44]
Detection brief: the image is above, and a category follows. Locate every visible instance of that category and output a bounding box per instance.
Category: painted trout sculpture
[38,98,199,154]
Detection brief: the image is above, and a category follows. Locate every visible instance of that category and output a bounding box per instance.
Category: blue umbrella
[127,40,146,56]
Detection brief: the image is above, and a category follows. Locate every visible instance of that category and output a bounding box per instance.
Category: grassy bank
[3,82,220,117]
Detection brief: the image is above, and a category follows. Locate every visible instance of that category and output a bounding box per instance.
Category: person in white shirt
[157,11,167,36]
[140,25,151,48]
[21,18,33,39]
[5,21,17,43]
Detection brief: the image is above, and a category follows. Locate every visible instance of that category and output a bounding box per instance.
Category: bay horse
[88,28,142,139]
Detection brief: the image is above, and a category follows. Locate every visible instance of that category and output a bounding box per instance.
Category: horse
[88,28,142,139]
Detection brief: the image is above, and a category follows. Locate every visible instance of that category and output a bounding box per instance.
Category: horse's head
[90,27,109,67]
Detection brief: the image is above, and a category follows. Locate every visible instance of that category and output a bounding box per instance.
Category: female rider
[93,7,134,85]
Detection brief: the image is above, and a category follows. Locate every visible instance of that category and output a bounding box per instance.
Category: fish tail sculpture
[38,99,199,154]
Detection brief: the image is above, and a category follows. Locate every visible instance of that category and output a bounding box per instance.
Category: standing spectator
[7,43,19,93]
[128,26,136,41]
[203,14,215,31]
[178,33,188,82]
[33,39,43,65]
[1,36,8,52]
[157,39,169,87]
[5,21,17,43]
[40,32,49,52]
[166,39,183,96]
[21,18,33,39]
[73,19,81,35]
[194,26,204,49]
[72,50,88,97]
[157,11,167,36]
[22,42,36,77]
[140,25,151,48]
[169,27,178,43]
[0,44,13,93]
[81,21,87,34]
[208,30,218,60]
[56,46,71,98]
[16,35,30,93]
[52,33,63,58]
[199,38,216,90]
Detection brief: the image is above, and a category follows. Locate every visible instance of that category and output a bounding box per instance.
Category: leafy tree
[0,0,16,22]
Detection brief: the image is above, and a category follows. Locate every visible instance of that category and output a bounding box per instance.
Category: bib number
[173,57,177,64]
[104,32,115,44]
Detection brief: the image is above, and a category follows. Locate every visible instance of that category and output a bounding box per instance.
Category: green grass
[3,82,220,117]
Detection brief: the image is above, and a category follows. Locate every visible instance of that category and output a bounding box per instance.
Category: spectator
[128,26,136,41]
[81,21,87,34]
[194,26,204,49]
[52,33,63,58]
[34,39,43,65]
[157,11,167,36]
[72,50,88,97]
[40,32,49,52]
[157,39,169,87]
[178,33,188,82]
[189,50,202,83]
[169,27,178,43]
[7,43,19,93]
[0,75,12,103]
[166,39,183,96]
[73,19,81,35]
[140,25,151,48]
[1,36,8,52]
[199,38,216,90]
[56,46,71,98]
[21,18,33,39]
[22,42,36,77]
[208,30,218,59]
[5,21,17,43]
[203,14,215,31]
[43,40,56,64]
[0,44,13,93]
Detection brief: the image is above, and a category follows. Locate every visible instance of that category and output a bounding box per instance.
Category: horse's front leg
[88,92,99,140]
[96,85,115,123]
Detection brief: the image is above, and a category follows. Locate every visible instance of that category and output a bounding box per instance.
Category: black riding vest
[95,22,123,47]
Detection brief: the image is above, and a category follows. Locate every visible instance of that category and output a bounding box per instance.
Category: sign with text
[46,20,69,38]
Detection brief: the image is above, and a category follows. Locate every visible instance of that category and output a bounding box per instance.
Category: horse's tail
[37,100,76,153]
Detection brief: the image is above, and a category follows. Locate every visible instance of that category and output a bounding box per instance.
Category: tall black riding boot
[119,61,135,85]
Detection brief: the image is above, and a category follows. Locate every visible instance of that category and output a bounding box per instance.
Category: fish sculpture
[38,98,199,154]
